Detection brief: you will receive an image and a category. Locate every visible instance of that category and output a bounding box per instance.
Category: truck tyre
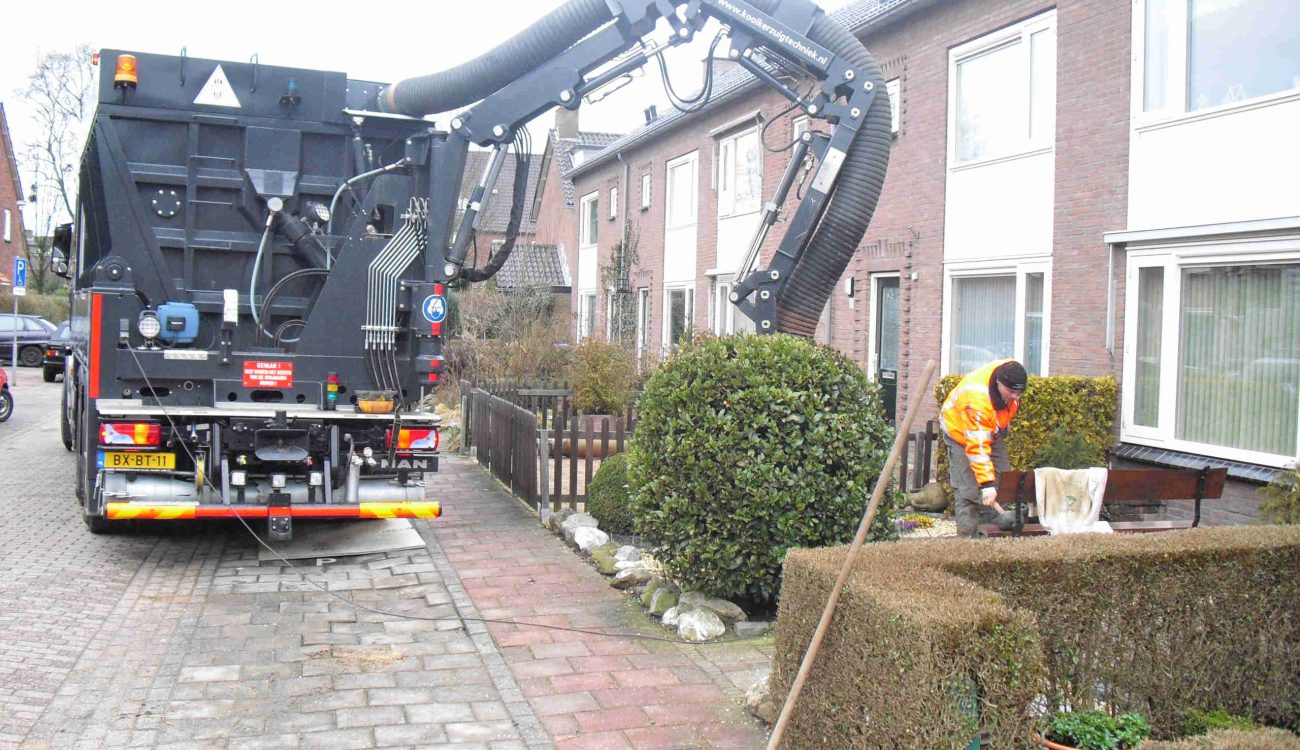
[20,346,43,368]
[44,366,57,383]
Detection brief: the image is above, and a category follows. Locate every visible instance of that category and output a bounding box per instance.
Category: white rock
[677,609,726,642]
[614,560,645,571]
[661,606,682,629]
[733,621,772,637]
[610,567,652,589]
[679,591,747,621]
[561,512,598,531]
[573,527,610,552]
[614,546,641,562]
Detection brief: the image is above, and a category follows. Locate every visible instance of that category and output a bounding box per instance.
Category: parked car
[0,314,57,367]
[0,367,11,422]
[42,321,72,382]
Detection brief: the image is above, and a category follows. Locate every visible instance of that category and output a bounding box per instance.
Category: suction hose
[380,0,890,337]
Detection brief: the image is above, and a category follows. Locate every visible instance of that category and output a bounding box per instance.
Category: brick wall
[0,105,27,281]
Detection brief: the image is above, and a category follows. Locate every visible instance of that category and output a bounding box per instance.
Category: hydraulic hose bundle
[378,0,891,338]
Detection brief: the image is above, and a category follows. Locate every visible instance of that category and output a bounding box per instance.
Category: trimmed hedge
[770,527,1300,749]
[934,374,1118,499]
[628,334,895,605]
[0,290,70,325]
[586,452,634,535]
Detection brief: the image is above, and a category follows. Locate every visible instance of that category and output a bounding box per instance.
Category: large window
[952,12,1056,163]
[664,285,695,348]
[666,155,696,228]
[718,128,761,216]
[947,268,1049,376]
[1125,255,1300,464]
[579,192,598,247]
[1144,0,1300,115]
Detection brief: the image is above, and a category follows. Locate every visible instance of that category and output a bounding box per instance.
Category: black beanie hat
[995,361,1028,391]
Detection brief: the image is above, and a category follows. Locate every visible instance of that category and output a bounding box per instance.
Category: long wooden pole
[766,359,938,750]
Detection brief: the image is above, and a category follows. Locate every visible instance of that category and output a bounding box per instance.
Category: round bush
[627,334,895,605]
[586,452,634,535]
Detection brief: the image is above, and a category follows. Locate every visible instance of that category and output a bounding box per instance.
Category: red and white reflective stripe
[105,502,442,521]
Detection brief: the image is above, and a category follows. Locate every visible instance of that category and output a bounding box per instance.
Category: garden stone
[615,546,641,562]
[733,620,772,638]
[679,592,747,621]
[745,674,778,724]
[561,511,598,531]
[591,543,620,575]
[661,606,682,629]
[574,526,610,552]
[547,508,575,533]
[640,577,665,606]
[678,609,726,642]
[611,567,651,589]
[614,560,645,571]
[905,481,948,513]
[648,588,678,616]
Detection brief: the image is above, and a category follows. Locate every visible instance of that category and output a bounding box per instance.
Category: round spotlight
[138,310,161,340]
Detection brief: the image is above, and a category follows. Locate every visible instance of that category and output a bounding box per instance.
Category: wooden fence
[462,381,935,510]
[463,384,636,511]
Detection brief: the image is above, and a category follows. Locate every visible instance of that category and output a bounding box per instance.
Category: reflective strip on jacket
[940,359,1019,487]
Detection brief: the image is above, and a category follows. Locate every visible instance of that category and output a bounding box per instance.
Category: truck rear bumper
[105,501,441,520]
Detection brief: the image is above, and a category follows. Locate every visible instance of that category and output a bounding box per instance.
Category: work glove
[980,487,1005,515]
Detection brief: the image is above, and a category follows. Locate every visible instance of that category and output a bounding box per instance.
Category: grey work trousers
[944,434,1010,538]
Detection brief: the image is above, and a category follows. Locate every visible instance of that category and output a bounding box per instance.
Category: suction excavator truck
[53,0,892,539]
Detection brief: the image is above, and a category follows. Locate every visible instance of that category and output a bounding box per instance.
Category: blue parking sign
[12,258,26,291]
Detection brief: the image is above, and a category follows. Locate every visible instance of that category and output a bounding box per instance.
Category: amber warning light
[114,54,138,90]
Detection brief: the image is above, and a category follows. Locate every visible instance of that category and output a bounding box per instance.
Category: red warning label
[242,360,294,388]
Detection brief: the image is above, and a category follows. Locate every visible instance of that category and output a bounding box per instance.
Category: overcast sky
[2,0,854,222]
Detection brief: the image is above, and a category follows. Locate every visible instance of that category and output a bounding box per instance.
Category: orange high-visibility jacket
[940,359,1019,488]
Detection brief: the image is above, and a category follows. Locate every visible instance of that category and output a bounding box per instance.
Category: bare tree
[17,44,94,293]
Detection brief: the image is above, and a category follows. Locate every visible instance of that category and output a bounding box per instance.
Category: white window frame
[662,283,695,350]
[1121,240,1300,467]
[3,208,11,243]
[578,292,597,340]
[635,287,651,358]
[710,277,736,335]
[948,10,1057,167]
[717,127,762,218]
[579,192,598,247]
[665,152,698,230]
[1133,0,1300,123]
[640,173,652,210]
[886,78,901,135]
[940,260,1052,376]
[609,187,619,220]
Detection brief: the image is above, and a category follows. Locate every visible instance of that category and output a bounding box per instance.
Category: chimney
[555,107,579,138]
[643,105,658,124]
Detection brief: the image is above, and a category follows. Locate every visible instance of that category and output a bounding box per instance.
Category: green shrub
[1046,711,1150,750]
[568,339,637,415]
[1259,464,1300,525]
[627,333,894,605]
[1182,709,1258,737]
[935,374,1118,500]
[0,290,70,324]
[587,452,634,535]
[1031,432,1108,470]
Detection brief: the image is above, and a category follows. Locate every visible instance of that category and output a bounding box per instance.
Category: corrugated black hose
[379,0,890,337]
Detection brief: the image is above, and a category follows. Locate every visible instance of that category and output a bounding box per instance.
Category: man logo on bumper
[377,457,433,471]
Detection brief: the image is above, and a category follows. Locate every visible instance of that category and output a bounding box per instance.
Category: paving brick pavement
[425,456,772,750]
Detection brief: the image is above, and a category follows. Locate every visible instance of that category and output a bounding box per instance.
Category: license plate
[99,452,176,470]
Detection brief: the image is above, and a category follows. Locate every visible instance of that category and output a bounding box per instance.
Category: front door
[874,276,900,423]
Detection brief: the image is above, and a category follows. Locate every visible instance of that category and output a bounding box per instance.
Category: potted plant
[1033,711,1150,750]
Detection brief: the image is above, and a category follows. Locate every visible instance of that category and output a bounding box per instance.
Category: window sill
[1134,88,1300,134]
[1112,442,1285,485]
[948,145,1054,174]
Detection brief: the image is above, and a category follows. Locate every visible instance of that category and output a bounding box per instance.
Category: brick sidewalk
[425,455,771,750]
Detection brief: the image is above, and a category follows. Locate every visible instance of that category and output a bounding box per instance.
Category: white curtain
[951,275,1015,373]
[1134,267,1164,428]
[1176,264,1299,456]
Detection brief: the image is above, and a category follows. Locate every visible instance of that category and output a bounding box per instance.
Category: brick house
[0,104,28,287]
[558,0,1299,523]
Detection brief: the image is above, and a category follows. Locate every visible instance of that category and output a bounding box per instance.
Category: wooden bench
[980,466,1228,538]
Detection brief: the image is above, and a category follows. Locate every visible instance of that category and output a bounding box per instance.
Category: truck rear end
[63,50,447,538]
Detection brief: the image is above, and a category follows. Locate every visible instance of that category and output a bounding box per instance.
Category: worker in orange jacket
[940,359,1028,537]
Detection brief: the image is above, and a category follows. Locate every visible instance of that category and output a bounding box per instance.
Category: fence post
[568,413,579,509]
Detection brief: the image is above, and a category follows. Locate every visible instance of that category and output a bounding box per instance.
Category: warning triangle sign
[194,65,242,108]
